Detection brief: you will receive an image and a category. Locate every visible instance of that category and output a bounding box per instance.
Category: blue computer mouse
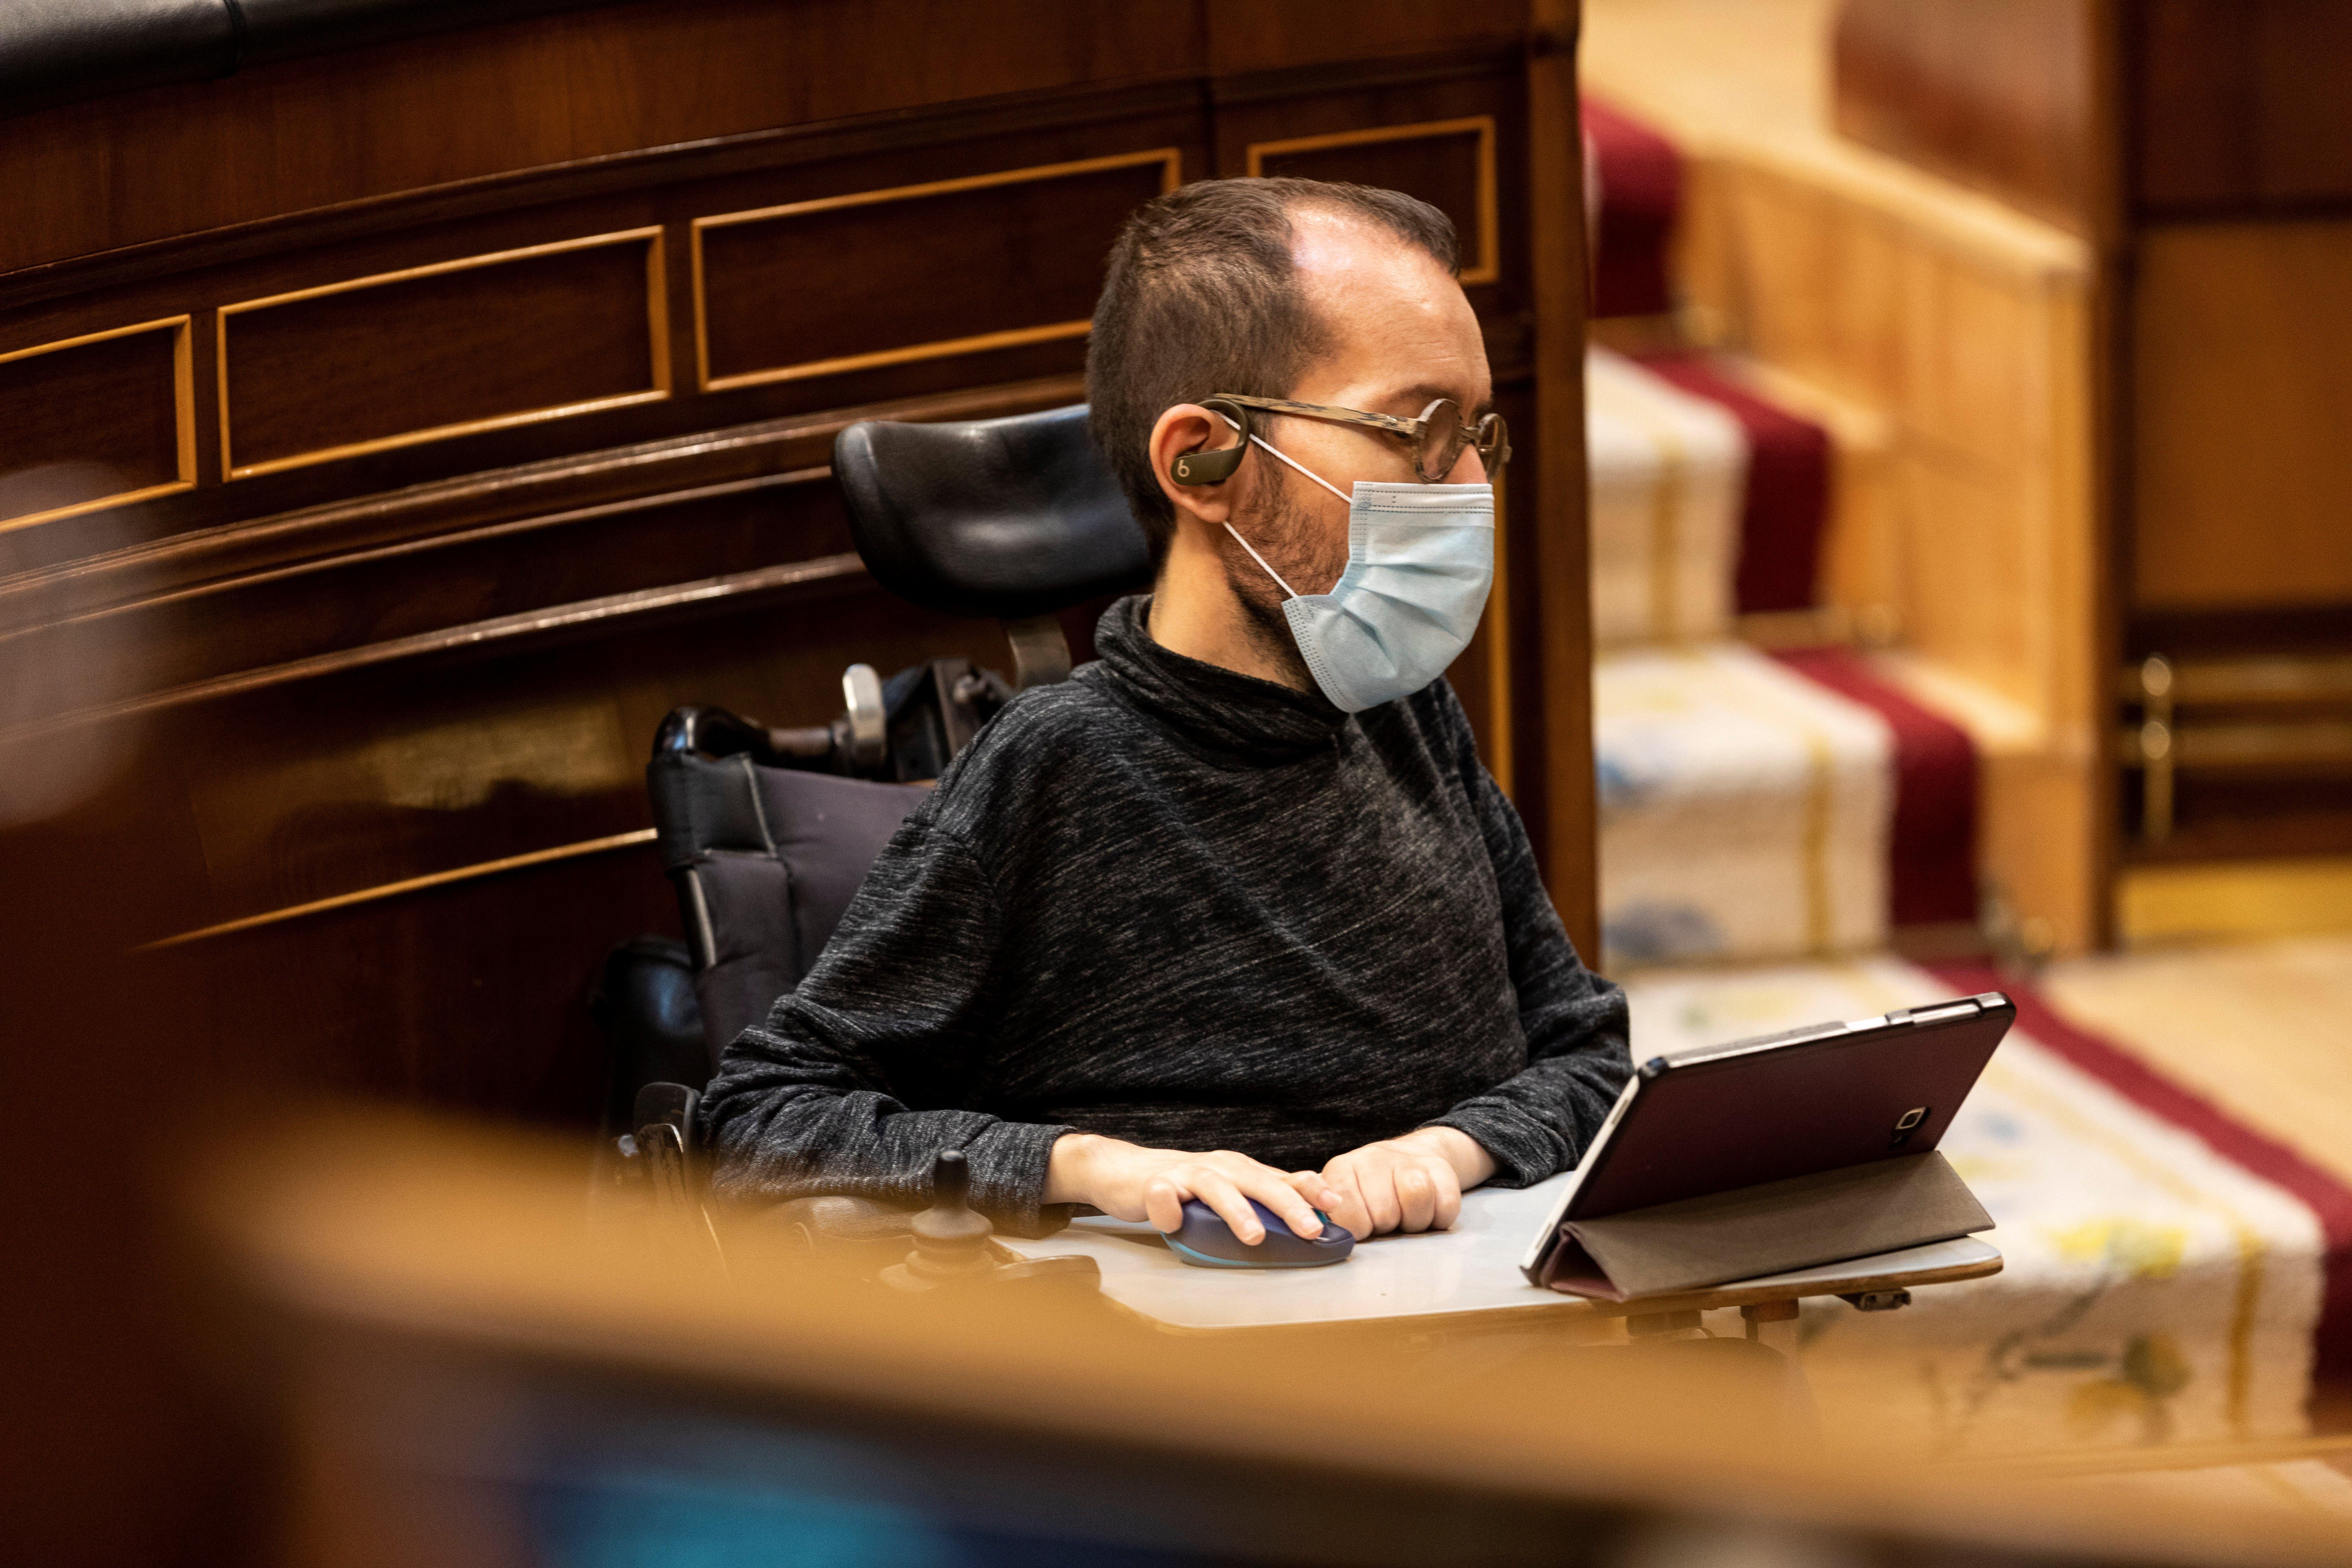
[1161,1197,1355,1268]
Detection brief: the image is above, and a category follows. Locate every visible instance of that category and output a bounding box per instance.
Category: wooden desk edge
[1113,1248,2006,1337]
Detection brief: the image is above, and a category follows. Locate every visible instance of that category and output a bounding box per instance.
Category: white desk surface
[996,1171,2000,1333]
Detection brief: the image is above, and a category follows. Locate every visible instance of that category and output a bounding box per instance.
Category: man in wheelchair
[700,177,1630,1247]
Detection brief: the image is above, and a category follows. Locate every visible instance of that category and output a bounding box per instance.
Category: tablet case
[1532,1150,1992,1300]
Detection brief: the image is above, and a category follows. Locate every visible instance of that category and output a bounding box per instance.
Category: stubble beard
[1219,459,1350,693]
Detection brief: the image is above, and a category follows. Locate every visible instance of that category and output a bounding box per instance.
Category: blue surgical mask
[1222,431,1495,714]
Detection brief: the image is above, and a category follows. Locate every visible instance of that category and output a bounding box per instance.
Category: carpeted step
[1595,640,1981,965]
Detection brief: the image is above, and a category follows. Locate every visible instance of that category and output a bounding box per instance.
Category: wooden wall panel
[1212,62,1530,317]
[0,91,1209,573]
[1248,118,1500,284]
[2132,220,2352,611]
[0,317,194,528]
[1816,0,2352,903]
[1522,0,1597,957]
[1832,0,2100,235]
[219,230,667,478]
[0,0,1195,276]
[695,152,1178,391]
[1204,0,1529,73]
[2135,0,2352,214]
[7,474,847,720]
[0,375,1084,741]
[1677,151,2096,720]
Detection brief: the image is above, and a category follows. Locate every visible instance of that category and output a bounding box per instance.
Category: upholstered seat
[606,404,1148,1170]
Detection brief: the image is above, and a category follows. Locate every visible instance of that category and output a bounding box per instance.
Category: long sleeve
[697,817,1074,1234]
[1423,703,1633,1187]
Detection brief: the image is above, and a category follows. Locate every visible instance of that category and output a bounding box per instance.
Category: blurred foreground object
[0,464,249,1563]
[0,465,154,825]
[197,1109,2352,1567]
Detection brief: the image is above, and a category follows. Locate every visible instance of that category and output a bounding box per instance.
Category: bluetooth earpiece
[1170,398,1250,485]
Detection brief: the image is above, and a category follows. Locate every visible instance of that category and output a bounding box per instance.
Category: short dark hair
[1086,177,1460,563]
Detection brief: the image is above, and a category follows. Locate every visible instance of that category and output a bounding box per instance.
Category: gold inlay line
[141,828,660,950]
[1245,117,1501,286]
[217,227,672,480]
[0,315,197,534]
[691,148,1183,394]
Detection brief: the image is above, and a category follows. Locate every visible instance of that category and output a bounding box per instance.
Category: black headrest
[832,404,1152,622]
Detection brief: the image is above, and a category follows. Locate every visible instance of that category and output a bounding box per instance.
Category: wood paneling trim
[1206,40,1525,106]
[216,227,671,479]
[1245,117,1501,284]
[688,149,1182,392]
[142,829,660,951]
[36,469,823,634]
[1524,0,1597,955]
[5,551,865,743]
[0,81,1208,318]
[0,314,196,531]
[0,374,1086,628]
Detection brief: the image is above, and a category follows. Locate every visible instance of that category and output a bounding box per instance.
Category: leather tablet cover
[1536,1151,1991,1300]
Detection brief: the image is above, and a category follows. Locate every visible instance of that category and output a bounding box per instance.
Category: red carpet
[1780,648,1980,928]
[1583,96,1681,319]
[1637,350,1832,616]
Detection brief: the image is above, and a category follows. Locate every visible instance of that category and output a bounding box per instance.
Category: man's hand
[1046,1133,1340,1247]
[1319,1126,1498,1240]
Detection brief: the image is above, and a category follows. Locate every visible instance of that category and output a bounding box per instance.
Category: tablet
[1518,992,2014,1285]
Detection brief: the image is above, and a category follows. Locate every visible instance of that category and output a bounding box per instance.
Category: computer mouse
[1161,1197,1355,1268]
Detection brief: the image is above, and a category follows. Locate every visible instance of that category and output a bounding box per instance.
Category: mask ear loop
[1222,413,1351,503]
[1214,411,1349,601]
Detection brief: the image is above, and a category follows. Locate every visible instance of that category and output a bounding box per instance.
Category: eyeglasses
[1208,393,1510,484]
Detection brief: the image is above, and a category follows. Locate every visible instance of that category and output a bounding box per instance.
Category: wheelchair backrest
[649,749,925,1059]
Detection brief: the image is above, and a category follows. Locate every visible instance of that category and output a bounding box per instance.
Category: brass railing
[2119,653,2352,842]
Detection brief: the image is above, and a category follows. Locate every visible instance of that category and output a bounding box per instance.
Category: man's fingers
[1362,1166,1404,1235]
[1196,1152,1326,1242]
[1395,1162,1438,1233]
[1141,1174,1188,1234]
[1432,1163,1464,1231]
[1289,1170,1346,1214]
[1189,1174,1264,1244]
[1320,1163,1375,1240]
[1238,1172,1326,1242]
[1286,1171,1344,1235]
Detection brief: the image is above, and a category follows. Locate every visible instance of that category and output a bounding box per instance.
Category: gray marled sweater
[700,595,1630,1233]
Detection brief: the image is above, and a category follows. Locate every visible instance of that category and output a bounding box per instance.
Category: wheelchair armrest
[653,704,837,768]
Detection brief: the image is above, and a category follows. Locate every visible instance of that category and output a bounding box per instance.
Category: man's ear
[1149,403,1247,529]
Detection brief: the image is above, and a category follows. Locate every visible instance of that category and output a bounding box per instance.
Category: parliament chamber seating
[1563,0,2352,1455]
[1579,96,1983,969]
[1582,0,2352,959]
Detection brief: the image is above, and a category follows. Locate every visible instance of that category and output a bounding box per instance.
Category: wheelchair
[592,403,1149,1270]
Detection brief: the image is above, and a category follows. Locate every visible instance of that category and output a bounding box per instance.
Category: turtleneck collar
[1084,595,1350,763]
